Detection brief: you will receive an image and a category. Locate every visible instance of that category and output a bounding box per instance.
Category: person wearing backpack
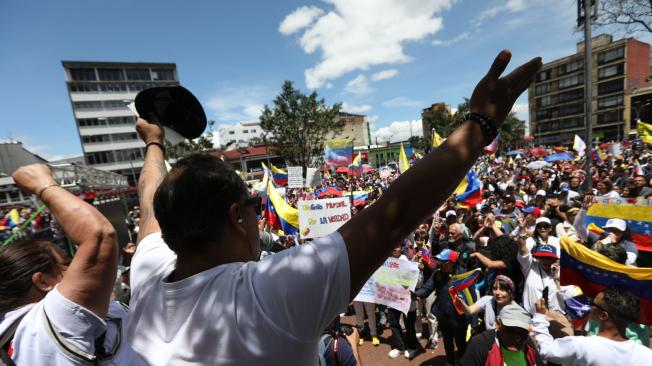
[319,318,362,366]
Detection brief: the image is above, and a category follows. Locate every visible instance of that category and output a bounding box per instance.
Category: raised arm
[12,164,117,317]
[135,118,167,243]
[339,50,542,299]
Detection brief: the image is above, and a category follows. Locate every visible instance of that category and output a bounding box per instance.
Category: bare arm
[135,118,167,243]
[471,251,507,270]
[12,165,117,317]
[338,50,541,299]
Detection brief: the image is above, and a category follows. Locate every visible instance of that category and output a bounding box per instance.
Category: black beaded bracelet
[465,112,499,144]
[146,141,166,156]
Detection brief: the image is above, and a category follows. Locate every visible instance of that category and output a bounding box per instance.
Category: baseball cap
[536,189,547,197]
[531,244,559,259]
[603,218,626,232]
[522,206,541,216]
[498,303,532,331]
[435,249,459,263]
[566,207,580,215]
[445,210,457,218]
[535,217,551,226]
[135,86,207,139]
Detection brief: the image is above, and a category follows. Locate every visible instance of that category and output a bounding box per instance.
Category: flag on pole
[449,268,482,315]
[399,143,410,173]
[324,139,354,166]
[573,134,587,156]
[348,152,363,176]
[269,163,288,186]
[483,134,500,154]
[432,130,444,149]
[637,120,652,144]
[265,177,299,236]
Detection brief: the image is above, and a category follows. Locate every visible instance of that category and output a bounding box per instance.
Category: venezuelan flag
[483,134,500,154]
[454,171,482,208]
[399,143,410,173]
[324,139,353,167]
[560,236,652,325]
[449,268,481,315]
[592,149,606,165]
[348,152,363,176]
[6,209,20,229]
[266,177,299,236]
[269,163,288,186]
[583,200,652,251]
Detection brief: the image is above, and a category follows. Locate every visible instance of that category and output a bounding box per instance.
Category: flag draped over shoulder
[582,198,652,252]
[454,171,482,208]
[449,268,481,315]
[399,143,410,173]
[637,120,652,144]
[560,236,652,325]
[324,139,353,167]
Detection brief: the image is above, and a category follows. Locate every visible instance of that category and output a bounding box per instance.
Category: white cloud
[371,69,399,81]
[382,96,424,108]
[475,0,525,26]
[341,102,372,114]
[279,6,324,35]
[205,85,274,122]
[344,74,373,95]
[432,31,470,46]
[281,0,453,88]
[325,82,335,89]
[372,119,423,143]
[366,115,379,124]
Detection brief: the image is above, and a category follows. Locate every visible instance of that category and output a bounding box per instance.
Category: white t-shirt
[126,232,350,366]
[0,287,144,365]
[517,252,563,315]
[473,295,499,330]
[533,313,652,365]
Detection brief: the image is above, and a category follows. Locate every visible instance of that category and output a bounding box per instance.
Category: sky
[1,0,650,160]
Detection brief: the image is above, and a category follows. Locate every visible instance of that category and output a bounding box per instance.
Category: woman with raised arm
[0,164,143,365]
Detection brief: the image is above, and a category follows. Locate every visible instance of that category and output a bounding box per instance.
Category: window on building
[537,96,552,108]
[597,79,623,95]
[114,148,143,162]
[85,151,115,165]
[97,68,124,81]
[126,68,151,81]
[103,100,126,109]
[70,68,96,81]
[535,83,550,95]
[0,192,7,204]
[536,70,550,82]
[556,59,583,76]
[70,83,98,92]
[8,190,21,203]
[557,89,583,103]
[598,63,624,79]
[251,129,256,133]
[597,110,623,124]
[228,131,235,135]
[82,134,110,144]
[78,118,105,127]
[598,46,624,65]
[73,101,103,110]
[111,132,138,141]
[536,109,550,121]
[558,74,583,89]
[99,83,127,92]
[558,102,583,117]
[560,117,584,129]
[598,95,623,109]
[106,116,135,125]
[151,68,174,80]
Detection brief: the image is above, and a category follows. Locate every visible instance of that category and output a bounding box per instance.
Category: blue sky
[1,0,650,159]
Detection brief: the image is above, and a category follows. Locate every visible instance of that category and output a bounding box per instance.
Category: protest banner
[305,167,321,187]
[287,166,304,188]
[354,258,420,314]
[298,197,350,239]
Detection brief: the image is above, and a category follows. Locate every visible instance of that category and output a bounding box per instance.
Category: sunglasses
[537,224,552,230]
[590,298,614,319]
[244,196,262,215]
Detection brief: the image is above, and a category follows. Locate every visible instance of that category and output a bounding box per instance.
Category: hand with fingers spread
[470,50,542,127]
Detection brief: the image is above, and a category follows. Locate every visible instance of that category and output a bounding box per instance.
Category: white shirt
[517,251,563,315]
[533,313,652,365]
[0,287,143,366]
[126,232,350,366]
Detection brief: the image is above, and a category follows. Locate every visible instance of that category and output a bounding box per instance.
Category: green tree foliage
[407,136,429,152]
[260,81,343,167]
[498,112,526,150]
[165,120,215,159]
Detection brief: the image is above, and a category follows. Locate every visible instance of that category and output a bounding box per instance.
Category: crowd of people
[0,50,651,366]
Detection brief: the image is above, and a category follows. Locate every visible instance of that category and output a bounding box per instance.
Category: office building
[62,61,179,182]
[528,34,650,145]
[216,120,265,149]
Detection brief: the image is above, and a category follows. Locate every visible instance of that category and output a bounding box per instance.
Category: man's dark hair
[602,287,640,324]
[154,154,248,253]
[598,245,627,265]
[0,240,60,314]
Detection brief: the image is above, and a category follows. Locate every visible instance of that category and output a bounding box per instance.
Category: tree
[596,0,652,35]
[498,112,526,150]
[165,120,215,159]
[407,136,429,152]
[422,104,455,140]
[260,81,343,167]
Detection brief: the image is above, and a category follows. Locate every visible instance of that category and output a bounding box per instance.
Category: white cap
[535,217,551,225]
[445,210,457,218]
[604,218,626,232]
[536,189,547,197]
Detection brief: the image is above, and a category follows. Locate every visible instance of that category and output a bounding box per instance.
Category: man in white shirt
[533,288,652,365]
[126,50,542,365]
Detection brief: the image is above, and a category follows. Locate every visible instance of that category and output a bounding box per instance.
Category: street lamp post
[579,0,597,192]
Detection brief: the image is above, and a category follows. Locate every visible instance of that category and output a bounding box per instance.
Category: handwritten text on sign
[298,197,351,239]
[354,257,420,314]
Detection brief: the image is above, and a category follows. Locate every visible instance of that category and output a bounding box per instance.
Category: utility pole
[578,0,597,192]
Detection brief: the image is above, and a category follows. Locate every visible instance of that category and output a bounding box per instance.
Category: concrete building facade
[528,35,650,146]
[62,61,179,181]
